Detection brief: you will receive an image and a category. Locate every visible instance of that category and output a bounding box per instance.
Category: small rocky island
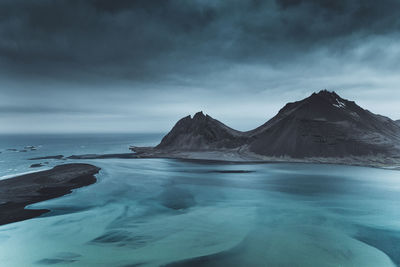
[130,90,400,167]
[0,164,100,226]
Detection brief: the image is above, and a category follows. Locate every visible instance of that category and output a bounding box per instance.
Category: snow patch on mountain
[333,98,346,108]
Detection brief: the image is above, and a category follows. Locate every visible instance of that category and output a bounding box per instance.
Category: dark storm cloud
[1,0,400,133]
[274,0,400,40]
[0,0,219,83]
[1,0,399,84]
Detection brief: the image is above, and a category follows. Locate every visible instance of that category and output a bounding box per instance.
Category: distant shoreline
[67,149,400,170]
[0,164,100,226]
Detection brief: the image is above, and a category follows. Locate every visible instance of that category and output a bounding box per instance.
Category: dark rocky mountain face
[248,90,400,158]
[156,111,247,151]
[155,91,400,158]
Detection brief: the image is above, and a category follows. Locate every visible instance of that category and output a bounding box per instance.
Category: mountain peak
[193,111,206,120]
[274,89,349,121]
[311,89,342,103]
[316,89,339,97]
[156,111,245,150]
[305,89,350,110]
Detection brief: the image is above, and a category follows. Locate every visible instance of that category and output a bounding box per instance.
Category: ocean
[0,134,399,266]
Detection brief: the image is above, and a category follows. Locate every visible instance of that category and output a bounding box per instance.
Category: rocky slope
[156,111,248,151]
[247,90,400,157]
[132,90,400,161]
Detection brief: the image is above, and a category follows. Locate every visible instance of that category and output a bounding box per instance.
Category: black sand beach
[0,163,100,226]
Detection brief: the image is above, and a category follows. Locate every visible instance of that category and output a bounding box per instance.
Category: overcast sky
[1,0,400,133]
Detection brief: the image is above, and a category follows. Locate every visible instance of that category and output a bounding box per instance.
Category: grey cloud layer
[1,0,399,83]
[1,0,400,133]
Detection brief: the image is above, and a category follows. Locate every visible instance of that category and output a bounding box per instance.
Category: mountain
[156,111,248,151]
[247,90,400,157]
[134,90,400,161]
[396,120,400,126]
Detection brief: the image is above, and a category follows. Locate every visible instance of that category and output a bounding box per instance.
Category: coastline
[68,148,400,170]
[0,163,100,226]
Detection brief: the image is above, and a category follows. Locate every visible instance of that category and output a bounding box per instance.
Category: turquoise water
[0,134,400,266]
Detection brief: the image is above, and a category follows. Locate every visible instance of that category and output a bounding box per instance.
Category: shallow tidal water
[0,134,400,266]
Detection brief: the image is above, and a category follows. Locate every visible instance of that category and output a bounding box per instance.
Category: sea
[0,133,399,267]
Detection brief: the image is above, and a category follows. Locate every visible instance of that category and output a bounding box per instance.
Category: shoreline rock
[30,163,45,168]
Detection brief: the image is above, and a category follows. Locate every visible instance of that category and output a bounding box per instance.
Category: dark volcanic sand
[0,163,100,226]
[29,155,64,160]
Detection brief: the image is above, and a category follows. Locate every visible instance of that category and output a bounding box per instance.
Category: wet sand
[0,163,100,226]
